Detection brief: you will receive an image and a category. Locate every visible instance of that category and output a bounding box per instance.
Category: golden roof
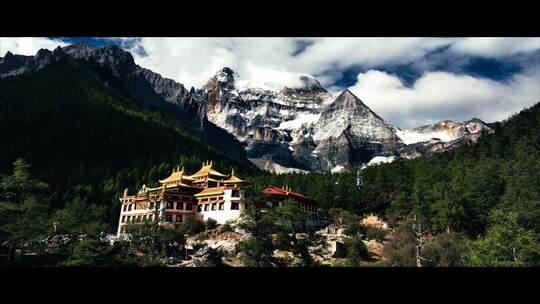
[159,166,195,184]
[163,182,199,189]
[195,186,225,197]
[187,161,228,178]
[192,177,221,183]
[222,168,252,184]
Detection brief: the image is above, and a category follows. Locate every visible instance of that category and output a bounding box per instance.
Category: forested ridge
[250,102,540,266]
[0,60,260,238]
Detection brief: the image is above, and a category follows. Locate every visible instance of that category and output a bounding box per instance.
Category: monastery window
[167,202,174,209]
[166,214,172,222]
[122,216,126,223]
[204,204,209,211]
[219,203,224,210]
[128,204,133,211]
[197,205,202,212]
[176,202,183,210]
[232,190,240,197]
[211,203,217,211]
[149,202,155,209]
[231,202,239,210]
[176,215,182,222]
[186,203,193,211]
[123,205,127,212]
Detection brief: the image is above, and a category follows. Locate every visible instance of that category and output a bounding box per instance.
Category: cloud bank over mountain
[1,37,538,128]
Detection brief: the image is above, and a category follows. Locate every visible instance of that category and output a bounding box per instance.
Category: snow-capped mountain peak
[313,89,397,143]
[0,45,496,173]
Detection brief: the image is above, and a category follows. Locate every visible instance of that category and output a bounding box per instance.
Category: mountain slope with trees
[0,59,260,238]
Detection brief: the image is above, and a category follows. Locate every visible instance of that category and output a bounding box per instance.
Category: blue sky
[1,37,539,128]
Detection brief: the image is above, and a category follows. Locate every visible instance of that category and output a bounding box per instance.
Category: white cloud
[126,37,539,91]
[0,37,67,56]
[348,68,540,128]
[125,37,460,90]
[294,37,455,70]
[129,38,448,88]
[449,37,540,57]
[128,37,303,90]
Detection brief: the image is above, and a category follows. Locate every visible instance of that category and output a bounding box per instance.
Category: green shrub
[423,232,469,267]
[383,243,417,267]
[381,226,417,267]
[329,208,360,236]
[342,236,370,266]
[206,218,218,230]
[195,232,208,242]
[221,220,235,232]
[365,227,387,241]
[177,216,205,236]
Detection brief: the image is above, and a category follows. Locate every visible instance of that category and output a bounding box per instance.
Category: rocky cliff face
[310,90,402,171]
[198,68,407,172]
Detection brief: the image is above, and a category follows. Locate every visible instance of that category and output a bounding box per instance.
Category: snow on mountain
[276,113,321,130]
[248,158,309,174]
[396,129,457,144]
[396,118,494,159]
[0,45,496,173]
[312,90,397,143]
[361,155,397,169]
[396,119,493,145]
[199,67,494,172]
[331,165,346,173]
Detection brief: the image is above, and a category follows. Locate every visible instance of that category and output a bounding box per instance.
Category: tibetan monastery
[117,161,251,235]
[261,186,320,224]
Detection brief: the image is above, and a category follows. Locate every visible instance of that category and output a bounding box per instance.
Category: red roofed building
[261,186,320,224]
